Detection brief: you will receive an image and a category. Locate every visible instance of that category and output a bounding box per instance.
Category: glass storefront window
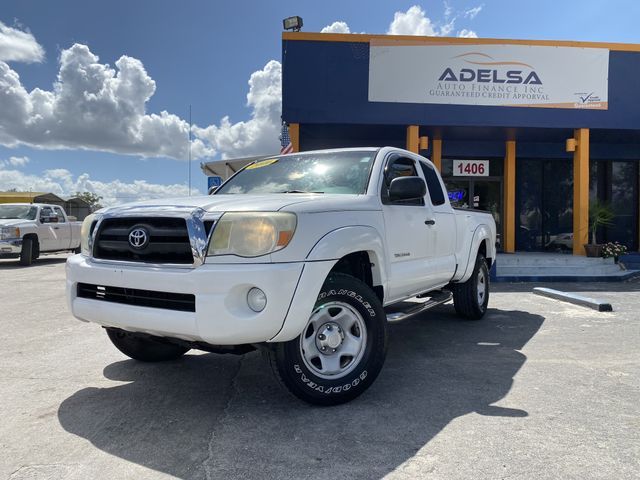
[590,159,639,250]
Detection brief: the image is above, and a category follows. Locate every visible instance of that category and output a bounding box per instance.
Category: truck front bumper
[0,239,22,258]
[66,255,335,345]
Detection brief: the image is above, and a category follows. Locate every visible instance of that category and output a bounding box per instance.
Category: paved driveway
[1,254,638,479]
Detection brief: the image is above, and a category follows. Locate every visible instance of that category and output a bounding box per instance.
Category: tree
[75,191,103,212]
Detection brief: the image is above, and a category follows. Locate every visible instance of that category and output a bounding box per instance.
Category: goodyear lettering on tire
[293,364,369,395]
[317,289,375,317]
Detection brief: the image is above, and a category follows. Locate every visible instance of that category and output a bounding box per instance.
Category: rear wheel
[452,254,489,320]
[268,274,387,406]
[19,237,35,266]
[106,328,189,362]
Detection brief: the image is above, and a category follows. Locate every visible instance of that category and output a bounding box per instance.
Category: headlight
[0,227,20,240]
[208,212,297,257]
[80,214,97,256]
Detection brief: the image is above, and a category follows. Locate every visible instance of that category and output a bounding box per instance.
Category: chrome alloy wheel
[476,266,487,306]
[299,301,367,380]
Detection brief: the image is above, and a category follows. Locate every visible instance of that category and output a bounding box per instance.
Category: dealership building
[279,32,640,255]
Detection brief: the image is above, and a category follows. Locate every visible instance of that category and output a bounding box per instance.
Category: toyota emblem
[128,227,149,249]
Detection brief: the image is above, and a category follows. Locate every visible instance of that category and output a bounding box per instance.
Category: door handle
[53,226,60,230]
[424,219,436,226]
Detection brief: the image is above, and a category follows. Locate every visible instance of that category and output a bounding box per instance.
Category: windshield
[0,205,38,220]
[215,151,376,195]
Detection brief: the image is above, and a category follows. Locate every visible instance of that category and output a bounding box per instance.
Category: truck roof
[0,203,62,209]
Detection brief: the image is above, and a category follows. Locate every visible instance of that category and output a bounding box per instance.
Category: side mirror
[388,176,427,202]
[208,186,218,195]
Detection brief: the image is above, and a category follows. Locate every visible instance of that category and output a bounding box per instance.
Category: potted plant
[584,201,615,257]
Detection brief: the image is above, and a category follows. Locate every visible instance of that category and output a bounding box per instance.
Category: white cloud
[444,1,453,19]
[387,4,481,37]
[0,44,215,159]
[387,5,457,37]
[0,21,44,63]
[388,5,440,36]
[0,155,30,168]
[464,6,483,19]
[321,21,351,34]
[192,60,282,159]
[458,29,479,38]
[0,165,198,206]
[0,42,282,161]
[9,155,29,166]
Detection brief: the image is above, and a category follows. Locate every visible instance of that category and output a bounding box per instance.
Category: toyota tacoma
[66,147,496,405]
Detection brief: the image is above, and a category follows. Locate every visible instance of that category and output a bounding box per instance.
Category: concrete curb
[494,270,640,283]
[533,287,613,312]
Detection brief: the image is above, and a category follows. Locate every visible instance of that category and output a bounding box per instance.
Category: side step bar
[385,290,453,323]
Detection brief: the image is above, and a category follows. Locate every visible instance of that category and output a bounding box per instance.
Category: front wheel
[106,328,189,362]
[268,274,388,406]
[19,237,34,266]
[452,254,490,320]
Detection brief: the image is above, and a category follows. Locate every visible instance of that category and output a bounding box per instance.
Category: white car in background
[0,203,82,265]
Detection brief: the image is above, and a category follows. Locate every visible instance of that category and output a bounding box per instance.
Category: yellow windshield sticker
[246,158,278,170]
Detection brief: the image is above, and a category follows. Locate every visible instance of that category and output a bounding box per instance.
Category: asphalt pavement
[1,253,638,480]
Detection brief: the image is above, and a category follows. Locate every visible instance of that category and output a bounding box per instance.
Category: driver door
[38,206,57,251]
[381,154,441,302]
[53,206,72,249]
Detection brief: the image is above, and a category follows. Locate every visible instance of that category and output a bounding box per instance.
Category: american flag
[280,122,293,154]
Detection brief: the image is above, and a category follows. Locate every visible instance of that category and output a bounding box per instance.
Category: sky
[1,0,639,205]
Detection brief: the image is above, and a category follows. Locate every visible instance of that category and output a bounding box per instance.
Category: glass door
[515,158,573,252]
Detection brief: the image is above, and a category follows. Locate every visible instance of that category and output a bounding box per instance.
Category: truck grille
[77,283,196,312]
[93,217,194,264]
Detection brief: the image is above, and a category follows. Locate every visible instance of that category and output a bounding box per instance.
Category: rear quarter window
[420,162,446,206]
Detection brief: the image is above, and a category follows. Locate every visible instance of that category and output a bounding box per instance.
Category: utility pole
[188,104,192,196]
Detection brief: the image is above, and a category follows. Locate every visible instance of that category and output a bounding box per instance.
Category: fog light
[247,287,267,312]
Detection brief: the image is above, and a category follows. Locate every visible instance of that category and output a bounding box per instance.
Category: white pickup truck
[66,147,496,405]
[0,203,82,266]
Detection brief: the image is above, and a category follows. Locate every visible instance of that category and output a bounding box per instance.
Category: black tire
[19,237,34,266]
[452,253,489,320]
[73,246,81,254]
[106,328,189,362]
[267,273,388,406]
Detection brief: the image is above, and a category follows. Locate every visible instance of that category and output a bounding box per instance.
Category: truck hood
[101,194,379,215]
[0,219,32,227]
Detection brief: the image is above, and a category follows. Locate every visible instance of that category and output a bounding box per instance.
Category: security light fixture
[283,16,303,32]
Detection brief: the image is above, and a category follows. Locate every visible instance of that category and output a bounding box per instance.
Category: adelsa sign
[368,41,609,109]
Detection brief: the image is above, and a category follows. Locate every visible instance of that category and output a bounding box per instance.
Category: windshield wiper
[279,190,324,194]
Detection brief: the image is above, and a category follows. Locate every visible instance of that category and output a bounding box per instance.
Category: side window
[381,156,424,206]
[54,207,66,222]
[40,207,53,222]
[420,162,446,206]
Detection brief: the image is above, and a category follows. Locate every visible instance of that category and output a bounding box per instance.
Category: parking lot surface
[1,254,638,480]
